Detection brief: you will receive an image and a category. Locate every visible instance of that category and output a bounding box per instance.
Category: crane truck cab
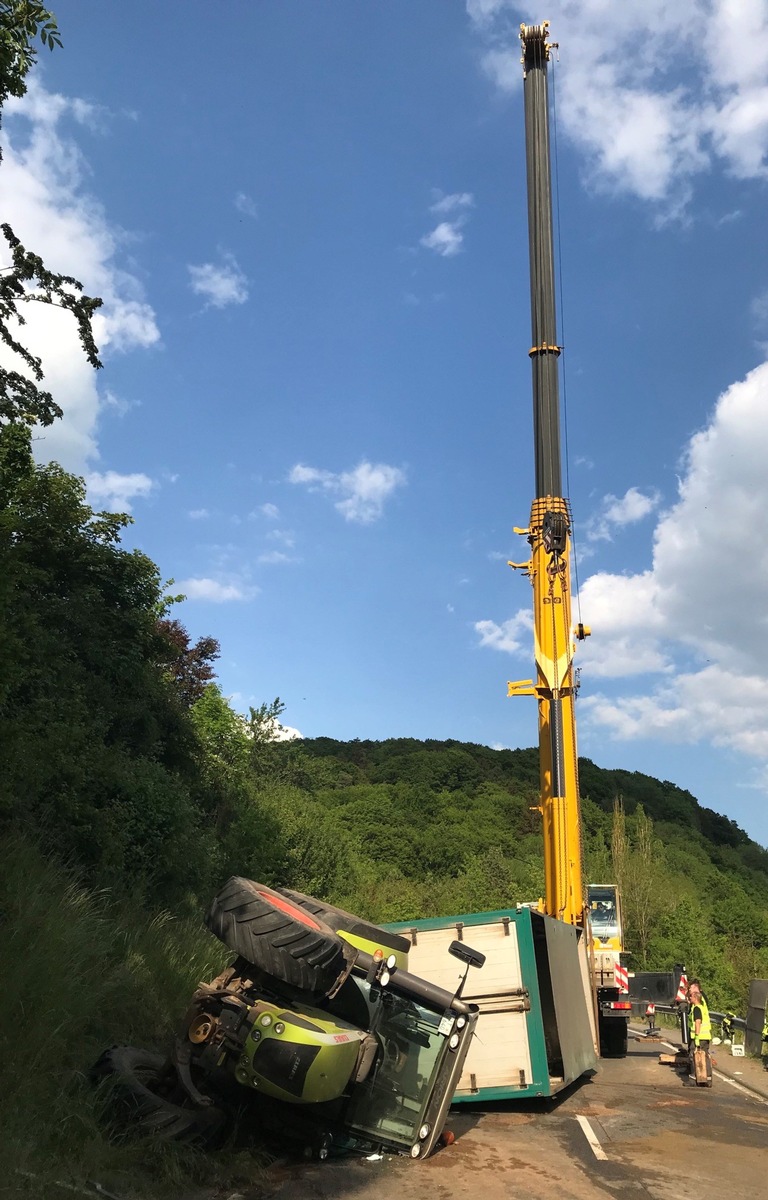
[588,884,622,952]
[588,883,630,1056]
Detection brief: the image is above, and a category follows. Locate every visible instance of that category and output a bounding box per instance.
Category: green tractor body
[97,880,483,1161]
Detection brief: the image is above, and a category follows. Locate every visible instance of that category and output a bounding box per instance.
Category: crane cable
[550,55,586,918]
[550,55,583,631]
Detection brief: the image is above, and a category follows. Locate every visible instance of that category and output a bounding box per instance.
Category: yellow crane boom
[507,23,591,930]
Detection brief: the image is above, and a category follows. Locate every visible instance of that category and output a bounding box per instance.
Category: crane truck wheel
[276,886,411,962]
[600,1021,628,1058]
[91,1046,227,1144]
[205,877,356,997]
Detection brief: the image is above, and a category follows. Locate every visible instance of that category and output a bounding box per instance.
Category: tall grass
[0,835,261,1198]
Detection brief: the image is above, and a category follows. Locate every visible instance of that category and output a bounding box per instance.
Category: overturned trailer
[387,906,596,1102]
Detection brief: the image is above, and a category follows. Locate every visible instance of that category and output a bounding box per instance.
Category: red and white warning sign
[614,963,629,993]
[675,973,688,1003]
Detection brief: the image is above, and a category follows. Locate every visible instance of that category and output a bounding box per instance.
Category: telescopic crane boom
[508,23,590,930]
[385,22,628,1083]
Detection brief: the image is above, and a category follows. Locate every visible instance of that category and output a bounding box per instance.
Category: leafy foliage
[158,617,220,707]
[0,223,103,427]
[1,6,103,429]
[0,2,61,114]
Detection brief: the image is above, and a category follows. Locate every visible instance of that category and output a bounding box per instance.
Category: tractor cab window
[343,983,446,1149]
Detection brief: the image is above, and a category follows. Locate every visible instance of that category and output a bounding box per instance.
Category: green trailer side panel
[386,908,555,1099]
[385,907,597,1101]
[515,908,552,1096]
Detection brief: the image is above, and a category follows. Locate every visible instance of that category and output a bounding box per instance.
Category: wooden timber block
[658,1053,677,1064]
[693,1047,712,1086]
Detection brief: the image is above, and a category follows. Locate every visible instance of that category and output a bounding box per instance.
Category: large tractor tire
[277,887,411,962]
[205,877,355,996]
[92,1046,226,1144]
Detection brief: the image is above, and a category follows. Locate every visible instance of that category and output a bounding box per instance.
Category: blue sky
[4,1,768,847]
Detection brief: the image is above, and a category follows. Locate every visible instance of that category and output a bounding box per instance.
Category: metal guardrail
[636,1002,747,1035]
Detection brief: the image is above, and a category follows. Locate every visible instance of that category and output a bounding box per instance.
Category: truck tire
[92,1046,226,1144]
[205,877,355,996]
[277,887,411,959]
[601,1020,628,1058]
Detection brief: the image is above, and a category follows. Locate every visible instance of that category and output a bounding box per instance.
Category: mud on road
[252,1034,768,1200]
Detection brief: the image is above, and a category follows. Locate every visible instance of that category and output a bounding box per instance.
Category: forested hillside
[261,735,768,1007]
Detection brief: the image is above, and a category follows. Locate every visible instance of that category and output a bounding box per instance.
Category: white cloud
[467,2,768,214]
[188,254,248,308]
[177,577,257,602]
[587,486,661,542]
[258,502,280,519]
[270,719,303,742]
[475,610,532,654]
[289,459,406,524]
[430,191,475,215]
[188,508,209,520]
[420,220,465,258]
[752,288,768,352]
[420,190,475,257]
[1,79,160,471]
[472,359,768,789]
[465,0,507,24]
[485,360,768,774]
[267,529,295,547]
[234,191,258,218]
[86,470,154,512]
[102,390,139,417]
[575,571,672,678]
[257,550,298,565]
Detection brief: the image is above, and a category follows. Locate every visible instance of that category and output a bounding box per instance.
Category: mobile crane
[385,23,629,1097]
[508,22,630,1058]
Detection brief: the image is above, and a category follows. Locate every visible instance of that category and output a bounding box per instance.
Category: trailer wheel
[92,1046,226,1144]
[277,887,411,958]
[205,877,355,996]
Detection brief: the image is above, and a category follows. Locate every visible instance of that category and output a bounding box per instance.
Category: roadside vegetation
[2,5,768,1197]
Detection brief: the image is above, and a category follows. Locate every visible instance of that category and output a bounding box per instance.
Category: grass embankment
[0,837,265,1199]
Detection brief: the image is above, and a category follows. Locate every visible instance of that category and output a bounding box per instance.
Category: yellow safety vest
[688,997,711,1042]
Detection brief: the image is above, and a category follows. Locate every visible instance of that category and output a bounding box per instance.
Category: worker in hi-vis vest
[687,979,712,1082]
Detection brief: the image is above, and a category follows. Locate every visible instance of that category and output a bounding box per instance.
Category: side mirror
[449,940,485,1003]
[449,940,485,970]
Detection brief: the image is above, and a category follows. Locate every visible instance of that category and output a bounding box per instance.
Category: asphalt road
[260,1031,768,1200]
